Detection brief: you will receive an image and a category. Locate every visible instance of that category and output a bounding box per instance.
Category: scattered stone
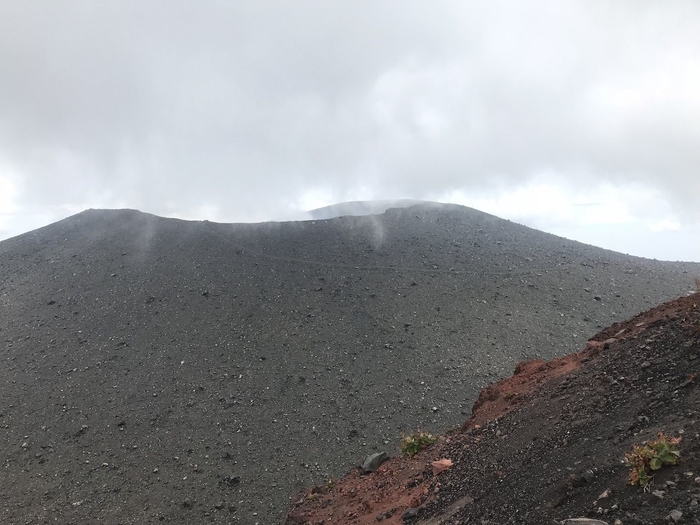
[652,489,665,498]
[431,458,453,475]
[220,475,240,486]
[594,295,602,301]
[596,488,611,501]
[668,509,682,522]
[362,452,389,473]
[402,507,419,521]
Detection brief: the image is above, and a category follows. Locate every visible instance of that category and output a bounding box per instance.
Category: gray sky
[1,1,699,261]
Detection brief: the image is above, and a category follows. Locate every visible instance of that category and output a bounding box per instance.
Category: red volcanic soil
[285,294,700,525]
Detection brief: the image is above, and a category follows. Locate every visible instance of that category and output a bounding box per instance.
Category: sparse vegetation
[625,432,681,487]
[503,391,517,401]
[306,478,336,500]
[400,431,438,457]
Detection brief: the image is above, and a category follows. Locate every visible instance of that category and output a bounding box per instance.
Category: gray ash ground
[1,203,698,524]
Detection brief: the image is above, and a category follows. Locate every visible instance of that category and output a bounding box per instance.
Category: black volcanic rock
[0,203,698,524]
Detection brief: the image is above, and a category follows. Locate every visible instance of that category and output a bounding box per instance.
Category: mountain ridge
[1,203,698,523]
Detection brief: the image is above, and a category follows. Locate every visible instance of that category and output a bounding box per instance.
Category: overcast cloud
[1,1,699,260]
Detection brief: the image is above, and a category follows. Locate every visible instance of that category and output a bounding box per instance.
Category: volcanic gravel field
[1,203,698,524]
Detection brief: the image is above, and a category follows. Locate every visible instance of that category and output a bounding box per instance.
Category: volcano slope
[286,294,700,525]
[0,203,698,524]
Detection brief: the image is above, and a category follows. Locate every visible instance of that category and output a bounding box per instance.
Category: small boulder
[431,458,453,475]
[362,452,389,473]
[402,507,419,521]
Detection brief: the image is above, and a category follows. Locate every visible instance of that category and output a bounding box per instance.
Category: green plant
[400,431,438,457]
[503,391,517,401]
[306,478,336,501]
[625,432,681,487]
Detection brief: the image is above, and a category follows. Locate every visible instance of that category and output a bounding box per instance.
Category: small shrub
[503,391,517,401]
[307,479,336,500]
[625,432,681,487]
[400,431,437,457]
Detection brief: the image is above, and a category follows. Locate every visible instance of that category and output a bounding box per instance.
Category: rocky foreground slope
[286,294,700,525]
[0,203,699,524]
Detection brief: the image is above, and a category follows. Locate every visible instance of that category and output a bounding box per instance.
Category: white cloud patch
[648,220,682,233]
[0,1,699,260]
[0,173,19,234]
[441,179,699,260]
